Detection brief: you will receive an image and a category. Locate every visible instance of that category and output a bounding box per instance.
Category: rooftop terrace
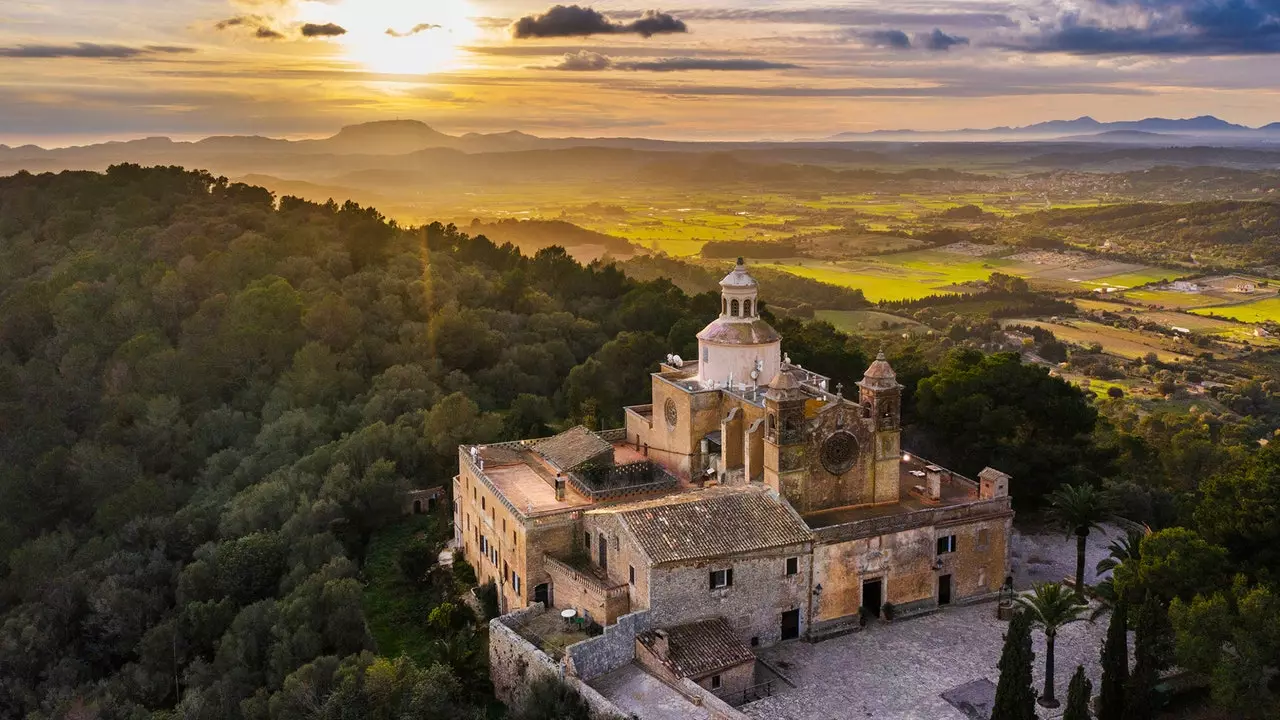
[804,454,988,530]
[464,431,679,518]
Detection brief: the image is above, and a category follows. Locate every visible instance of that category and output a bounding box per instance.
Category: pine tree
[1127,596,1173,720]
[1064,665,1093,720]
[1097,603,1128,720]
[992,610,1037,720]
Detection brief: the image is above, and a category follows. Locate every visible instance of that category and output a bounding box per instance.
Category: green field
[1088,269,1180,289]
[762,251,1011,301]
[1191,297,1280,324]
[815,309,926,334]
[1123,289,1225,309]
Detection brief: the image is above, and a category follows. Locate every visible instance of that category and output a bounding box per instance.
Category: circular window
[664,398,679,429]
[820,430,859,475]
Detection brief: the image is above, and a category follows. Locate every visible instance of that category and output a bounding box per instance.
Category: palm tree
[1049,483,1111,599]
[1095,524,1149,576]
[1092,524,1149,617]
[1016,582,1090,708]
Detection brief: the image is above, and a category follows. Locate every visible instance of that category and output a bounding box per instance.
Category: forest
[0,166,1275,718]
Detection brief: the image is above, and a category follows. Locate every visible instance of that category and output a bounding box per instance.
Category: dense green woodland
[0,166,1275,719]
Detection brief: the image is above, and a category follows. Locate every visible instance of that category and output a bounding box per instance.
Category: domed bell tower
[858,352,903,504]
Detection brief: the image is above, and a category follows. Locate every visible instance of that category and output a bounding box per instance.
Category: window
[702,346,709,363]
[584,531,591,550]
[481,497,486,510]
[711,675,722,690]
[480,536,487,553]
[512,530,517,545]
[722,298,727,315]
[513,573,520,594]
[502,519,506,532]
[750,636,759,647]
[977,528,990,551]
[731,299,740,317]
[503,561,509,583]
[709,568,733,590]
[743,299,752,317]
[629,565,635,585]
[937,535,957,555]
[786,557,799,576]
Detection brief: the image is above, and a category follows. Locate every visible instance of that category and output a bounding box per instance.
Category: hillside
[0,165,728,719]
[1014,201,1280,269]
[464,218,637,260]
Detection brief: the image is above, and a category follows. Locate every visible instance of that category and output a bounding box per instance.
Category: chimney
[926,465,944,501]
[555,473,566,501]
[651,629,670,658]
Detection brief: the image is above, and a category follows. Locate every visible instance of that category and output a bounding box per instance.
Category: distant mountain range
[827,115,1280,142]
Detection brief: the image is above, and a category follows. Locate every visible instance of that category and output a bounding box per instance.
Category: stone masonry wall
[648,544,811,647]
[565,610,653,681]
[491,606,631,720]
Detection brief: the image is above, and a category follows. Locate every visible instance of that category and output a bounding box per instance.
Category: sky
[2,0,1280,145]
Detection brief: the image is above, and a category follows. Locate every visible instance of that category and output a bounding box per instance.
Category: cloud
[920,29,970,51]
[386,23,442,38]
[215,15,284,40]
[0,43,195,59]
[861,30,912,50]
[511,5,687,38]
[852,28,970,51]
[301,22,347,38]
[554,50,615,70]
[1003,0,1280,55]
[549,50,801,71]
[665,7,1017,30]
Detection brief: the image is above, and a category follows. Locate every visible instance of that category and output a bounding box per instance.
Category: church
[455,260,1014,698]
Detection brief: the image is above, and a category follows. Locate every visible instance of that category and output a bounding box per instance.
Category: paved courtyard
[740,524,1126,720]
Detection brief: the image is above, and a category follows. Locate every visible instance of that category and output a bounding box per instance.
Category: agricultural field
[814,310,927,335]
[1003,319,1194,363]
[1192,297,1280,324]
[759,249,1180,302]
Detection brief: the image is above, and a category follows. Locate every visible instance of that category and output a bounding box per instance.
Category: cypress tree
[1127,596,1173,720]
[992,610,1037,720]
[1064,665,1093,720]
[1097,603,1128,720]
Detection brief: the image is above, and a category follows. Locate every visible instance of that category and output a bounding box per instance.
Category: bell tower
[858,352,902,504]
[762,370,807,506]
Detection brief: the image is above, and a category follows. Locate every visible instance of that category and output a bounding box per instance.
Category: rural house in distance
[454,260,1015,712]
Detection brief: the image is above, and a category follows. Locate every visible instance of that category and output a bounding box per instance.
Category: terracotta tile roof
[609,486,812,564]
[531,426,613,472]
[638,617,755,679]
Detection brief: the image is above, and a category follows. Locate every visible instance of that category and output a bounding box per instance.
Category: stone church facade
[455,260,1014,698]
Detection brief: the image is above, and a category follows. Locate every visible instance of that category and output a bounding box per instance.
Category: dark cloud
[667,7,1017,30]
[862,30,912,49]
[301,23,348,38]
[511,5,688,38]
[0,43,194,59]
[550,50,800,71]
[215,15,283,40]
[1003,0,1280,55]
[920,29,970,51]
[386,23,442,38]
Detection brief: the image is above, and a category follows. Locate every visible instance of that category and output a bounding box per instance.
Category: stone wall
[648,545,811,647]
[490,605,559,707]
[810,510,1013,632]
[678,679,754,720]
[491,606,631,720]
[565,610,653,681]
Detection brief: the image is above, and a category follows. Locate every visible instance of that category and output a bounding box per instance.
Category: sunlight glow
[297,0,478,75]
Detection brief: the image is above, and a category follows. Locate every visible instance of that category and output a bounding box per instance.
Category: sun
[296,0,478,75]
